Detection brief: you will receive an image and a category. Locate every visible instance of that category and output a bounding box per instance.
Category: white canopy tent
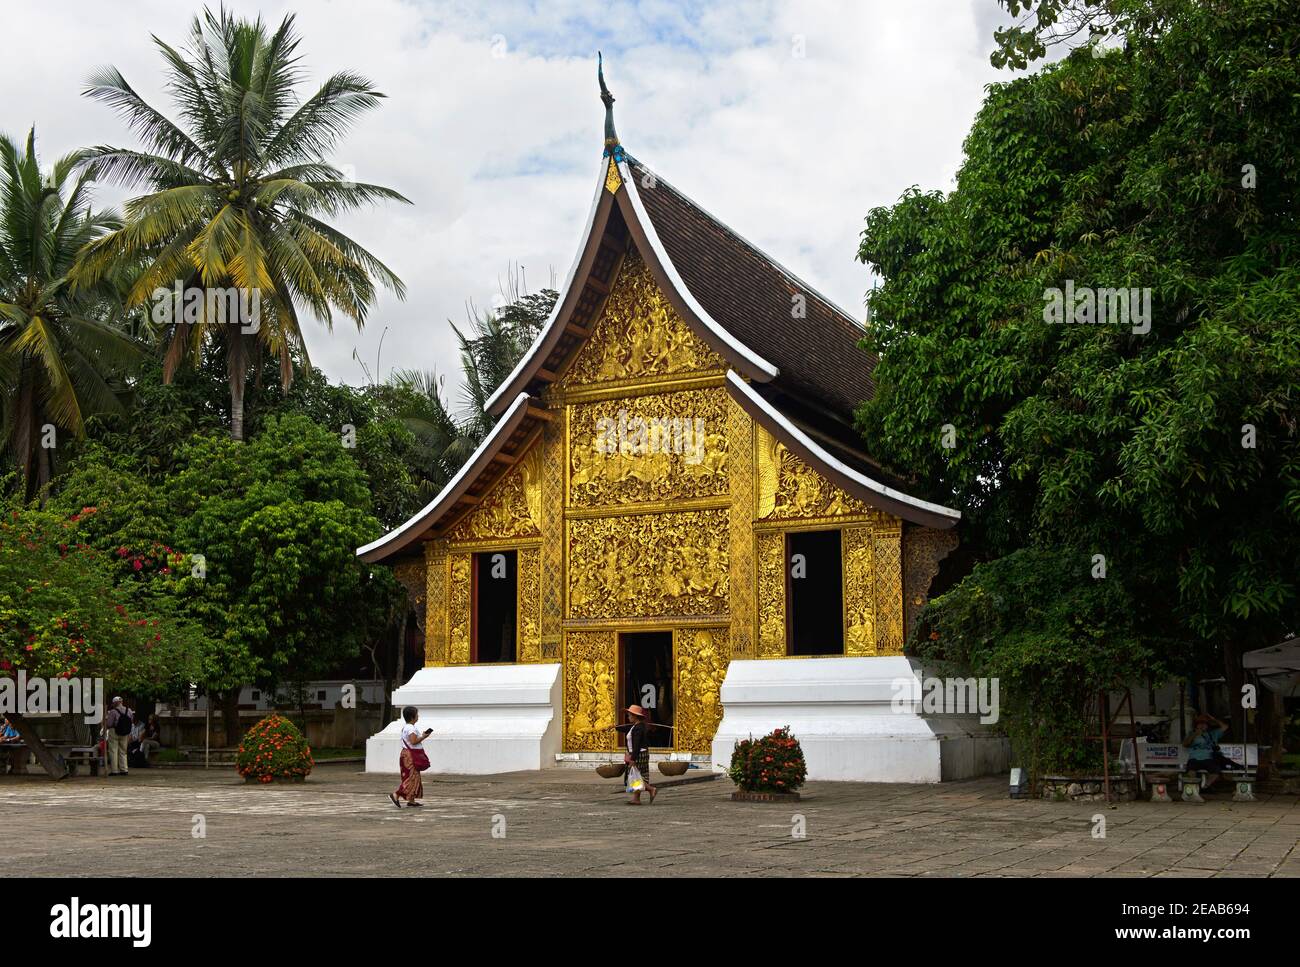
[1242,637,1300,695]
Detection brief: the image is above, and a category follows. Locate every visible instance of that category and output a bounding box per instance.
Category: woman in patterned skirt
[390,706,432,809]
[624,704,657,805]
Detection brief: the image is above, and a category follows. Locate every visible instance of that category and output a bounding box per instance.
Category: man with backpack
[103,697,133,776]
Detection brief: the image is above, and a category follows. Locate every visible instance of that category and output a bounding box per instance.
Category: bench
[58,746,105,777]
[1121,739,1259,802]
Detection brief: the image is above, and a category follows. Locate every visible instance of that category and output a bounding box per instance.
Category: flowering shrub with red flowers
[235,714,313,783]
[727,726,807,794]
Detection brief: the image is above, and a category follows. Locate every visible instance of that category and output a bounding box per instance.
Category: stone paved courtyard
[3,765,1297,877]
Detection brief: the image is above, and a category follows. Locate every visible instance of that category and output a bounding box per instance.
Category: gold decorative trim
[753,513,882,533]
[518,545,542,662]
[443,537,543,553]
[562,614,730,631]
[604,157,622,194]
[423,541,448,666]
[545,371,725,407]
[755,531,786,657]
[565,496,730,520]
[728,397,755,658]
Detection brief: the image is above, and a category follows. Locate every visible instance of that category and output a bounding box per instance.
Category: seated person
[1,716,23,774]
[1183,711,1235,788]
[139,714,162,763]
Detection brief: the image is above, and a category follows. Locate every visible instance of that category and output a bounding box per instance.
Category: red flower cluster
[727,726,808,794]
[235,713,314,782]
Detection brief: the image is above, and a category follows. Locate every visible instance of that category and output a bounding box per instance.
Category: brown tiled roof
[628,158,877,421]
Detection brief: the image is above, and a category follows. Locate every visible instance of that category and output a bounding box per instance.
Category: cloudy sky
[5,0,1019,406]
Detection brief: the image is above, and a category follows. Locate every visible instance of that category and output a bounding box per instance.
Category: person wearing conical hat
[623,704,657,805]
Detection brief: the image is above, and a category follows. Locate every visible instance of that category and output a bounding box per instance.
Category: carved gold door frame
[562,624,730,754]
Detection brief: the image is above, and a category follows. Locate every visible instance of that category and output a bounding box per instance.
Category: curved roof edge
[485,157,612,417]
[616,158,779,384]
[725,371,961,530]
[356,392,534,563]
[486,156,779,417]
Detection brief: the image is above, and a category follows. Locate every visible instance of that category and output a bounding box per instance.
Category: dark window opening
[473,550,517,663]
[787,530,844,656]
[620,632,674,748]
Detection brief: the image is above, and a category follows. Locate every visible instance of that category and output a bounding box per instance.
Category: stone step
[554,751,712,771]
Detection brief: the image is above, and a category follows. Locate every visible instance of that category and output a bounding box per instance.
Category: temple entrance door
[619,631,675,750]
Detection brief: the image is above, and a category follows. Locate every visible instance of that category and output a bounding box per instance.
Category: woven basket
[595,763,625,779]
[658,761,690,777]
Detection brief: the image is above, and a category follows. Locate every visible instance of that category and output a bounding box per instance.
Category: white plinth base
[365,663,562,775]
[710,657,1008,783]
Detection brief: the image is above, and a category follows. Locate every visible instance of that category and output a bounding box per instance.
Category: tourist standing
[624,705,657,805]
[389,706,432,809]
[103,697,132,776]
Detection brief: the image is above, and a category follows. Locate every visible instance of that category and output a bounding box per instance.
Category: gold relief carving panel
[446,462,540,544]
[873,521,904,656]
[564,251,723,387]
[568,387,730,507]
[423,542,448,666]
[539,422,565,661]
[517,546,542,662]
[567,510,729,620]
[755,531,786,657]
[674,627,729,753]
[756,426,872,520]
[903,526,959,642]
[843,526,876,656]
[448,553,472,664]
[727,399,755,658]
[563,630,617,751]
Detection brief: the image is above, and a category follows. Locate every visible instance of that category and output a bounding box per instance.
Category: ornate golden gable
[560,251,723,390]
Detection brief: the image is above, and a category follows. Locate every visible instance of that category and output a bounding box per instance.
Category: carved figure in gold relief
[675,627,729,752]
[564,252,722,387]
[448,466,539,542]
[755,427,872,521]
[568,510,729,620]
[564,631,618,750]
[569,388,730,507]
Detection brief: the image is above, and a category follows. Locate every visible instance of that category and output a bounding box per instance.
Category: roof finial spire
[598,51,623,159]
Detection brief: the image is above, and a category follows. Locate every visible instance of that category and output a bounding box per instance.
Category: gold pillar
[423,541,447,666]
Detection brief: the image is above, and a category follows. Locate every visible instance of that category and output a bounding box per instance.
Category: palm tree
[72,6,409,440]
[0,130,142,499]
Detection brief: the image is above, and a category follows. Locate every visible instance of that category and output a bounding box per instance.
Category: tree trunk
[8,713,69,780]
[229,331,248,442]
[220,689,241,747]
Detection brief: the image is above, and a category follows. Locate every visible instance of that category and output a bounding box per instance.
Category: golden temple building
[359,61,987,781]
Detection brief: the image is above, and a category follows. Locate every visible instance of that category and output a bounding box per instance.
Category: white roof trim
[619,159,779,382]
[356,392,532,562]
[726,370,961,527]
[484,157,609,416]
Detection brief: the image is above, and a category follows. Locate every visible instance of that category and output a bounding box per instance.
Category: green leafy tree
[0,130,143,498]
[0,489,202,774]
[72,6,409,441]
[55,414,400,742]
[860,0,1299,770]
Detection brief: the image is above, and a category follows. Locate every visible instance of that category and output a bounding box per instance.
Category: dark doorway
[473,550,517,663]
[620,631,674,748]
[787,530,844,656]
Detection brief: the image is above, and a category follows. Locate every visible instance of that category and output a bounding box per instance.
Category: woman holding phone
[390,706,432,809]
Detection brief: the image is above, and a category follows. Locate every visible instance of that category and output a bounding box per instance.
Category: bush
[727,727,807,794]
[235,714,313,782]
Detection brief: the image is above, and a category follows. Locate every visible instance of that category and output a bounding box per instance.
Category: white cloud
[1,0,1017,397]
